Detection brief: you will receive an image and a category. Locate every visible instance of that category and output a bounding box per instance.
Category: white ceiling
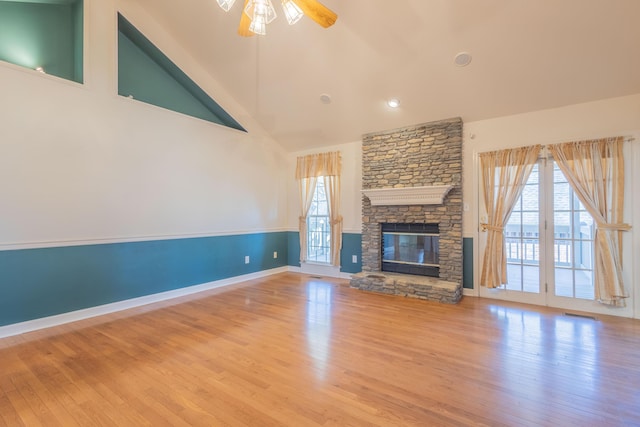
[130,0,640,152]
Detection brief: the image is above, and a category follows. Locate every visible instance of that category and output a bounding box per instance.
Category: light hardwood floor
[1,272,638,426]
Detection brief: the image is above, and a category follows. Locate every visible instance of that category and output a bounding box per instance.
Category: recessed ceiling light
[387,98,400,108]
[320,93,332,104]
[454,52,472,67]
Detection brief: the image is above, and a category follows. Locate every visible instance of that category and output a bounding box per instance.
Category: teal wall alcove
[0,0,83,83]
[118,13,245,131]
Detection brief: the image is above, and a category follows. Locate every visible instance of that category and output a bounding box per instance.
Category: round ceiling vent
[454,52,472,67]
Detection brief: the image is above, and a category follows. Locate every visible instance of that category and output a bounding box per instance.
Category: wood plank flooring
[0,272,638,426]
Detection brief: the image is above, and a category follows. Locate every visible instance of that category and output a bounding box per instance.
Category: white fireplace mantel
[362,185,454,206]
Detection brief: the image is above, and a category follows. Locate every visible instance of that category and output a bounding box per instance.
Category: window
[295,151,342,267]
[307,179,331,263]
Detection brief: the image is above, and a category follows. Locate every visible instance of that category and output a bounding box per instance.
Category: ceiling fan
[216,0,338,36]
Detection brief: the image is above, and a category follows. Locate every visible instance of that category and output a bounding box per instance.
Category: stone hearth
[351,272,462,304]
[350,118,463,303]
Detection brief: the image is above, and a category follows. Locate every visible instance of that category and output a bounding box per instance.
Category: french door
[480,158,605,313]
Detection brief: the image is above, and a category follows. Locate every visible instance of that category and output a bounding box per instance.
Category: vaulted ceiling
[129,0,640,151]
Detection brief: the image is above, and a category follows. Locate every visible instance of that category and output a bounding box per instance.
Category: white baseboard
[0,266,289,339]
[301,262,341,277]
[463,288,476,297]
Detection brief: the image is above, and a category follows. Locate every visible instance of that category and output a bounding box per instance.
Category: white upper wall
[0,0,289,249]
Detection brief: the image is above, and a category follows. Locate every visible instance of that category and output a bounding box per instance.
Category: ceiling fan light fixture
[282,0,304,25]
[235,0,336,36]
[246,0,277,24]
[248,14,268,35]
[216,0,237,12]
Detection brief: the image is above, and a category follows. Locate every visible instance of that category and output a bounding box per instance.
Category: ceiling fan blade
[238,0,254,37]
[292,0,337,28]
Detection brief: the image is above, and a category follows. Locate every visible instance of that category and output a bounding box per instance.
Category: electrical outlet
[352,255,358,263]
[244,256,250,264]
[273,251,278,259]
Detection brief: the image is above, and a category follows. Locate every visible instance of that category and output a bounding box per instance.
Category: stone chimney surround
[350,118,464,304]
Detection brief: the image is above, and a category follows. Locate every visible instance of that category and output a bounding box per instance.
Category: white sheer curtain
[549,137,631,307]
[480,145,542,288]
[296,176,317,264]
[295,151,342,266]
[324,174,343,266]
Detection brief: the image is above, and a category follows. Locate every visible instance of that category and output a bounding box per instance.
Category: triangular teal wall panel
[118,14,245,132]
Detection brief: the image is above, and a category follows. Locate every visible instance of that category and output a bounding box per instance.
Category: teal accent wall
[287,231,300,267]
[340,233,362,274]
[0,0,83,83]
[463,237,473,289]
[117,14,245,131]
[0,232,287,327]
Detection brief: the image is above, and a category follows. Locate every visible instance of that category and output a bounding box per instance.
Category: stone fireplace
[350,118,463,303]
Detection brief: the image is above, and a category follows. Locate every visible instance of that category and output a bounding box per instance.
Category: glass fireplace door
[381,223,439,277]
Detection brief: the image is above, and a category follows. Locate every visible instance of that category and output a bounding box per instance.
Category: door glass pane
[522,265,540,293]
[504,164,540,293]
[554,182,571,211]
[521,185,538,210]
[506,263,522,291]
[575,270,594,299]
[553,163,594,300]
[554,211,571,239]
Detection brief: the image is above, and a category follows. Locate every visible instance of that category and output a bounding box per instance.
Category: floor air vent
[564,312,597,320]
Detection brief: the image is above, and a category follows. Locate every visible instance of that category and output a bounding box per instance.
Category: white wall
[0,0,288,250]
[462,93,640,318]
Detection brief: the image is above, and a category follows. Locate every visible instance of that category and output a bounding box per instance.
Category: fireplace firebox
[381,223,440,277]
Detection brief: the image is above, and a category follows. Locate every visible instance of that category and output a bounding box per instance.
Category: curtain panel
[549,137,631,307]
[295,151,343,266]
[479,145,542,288]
